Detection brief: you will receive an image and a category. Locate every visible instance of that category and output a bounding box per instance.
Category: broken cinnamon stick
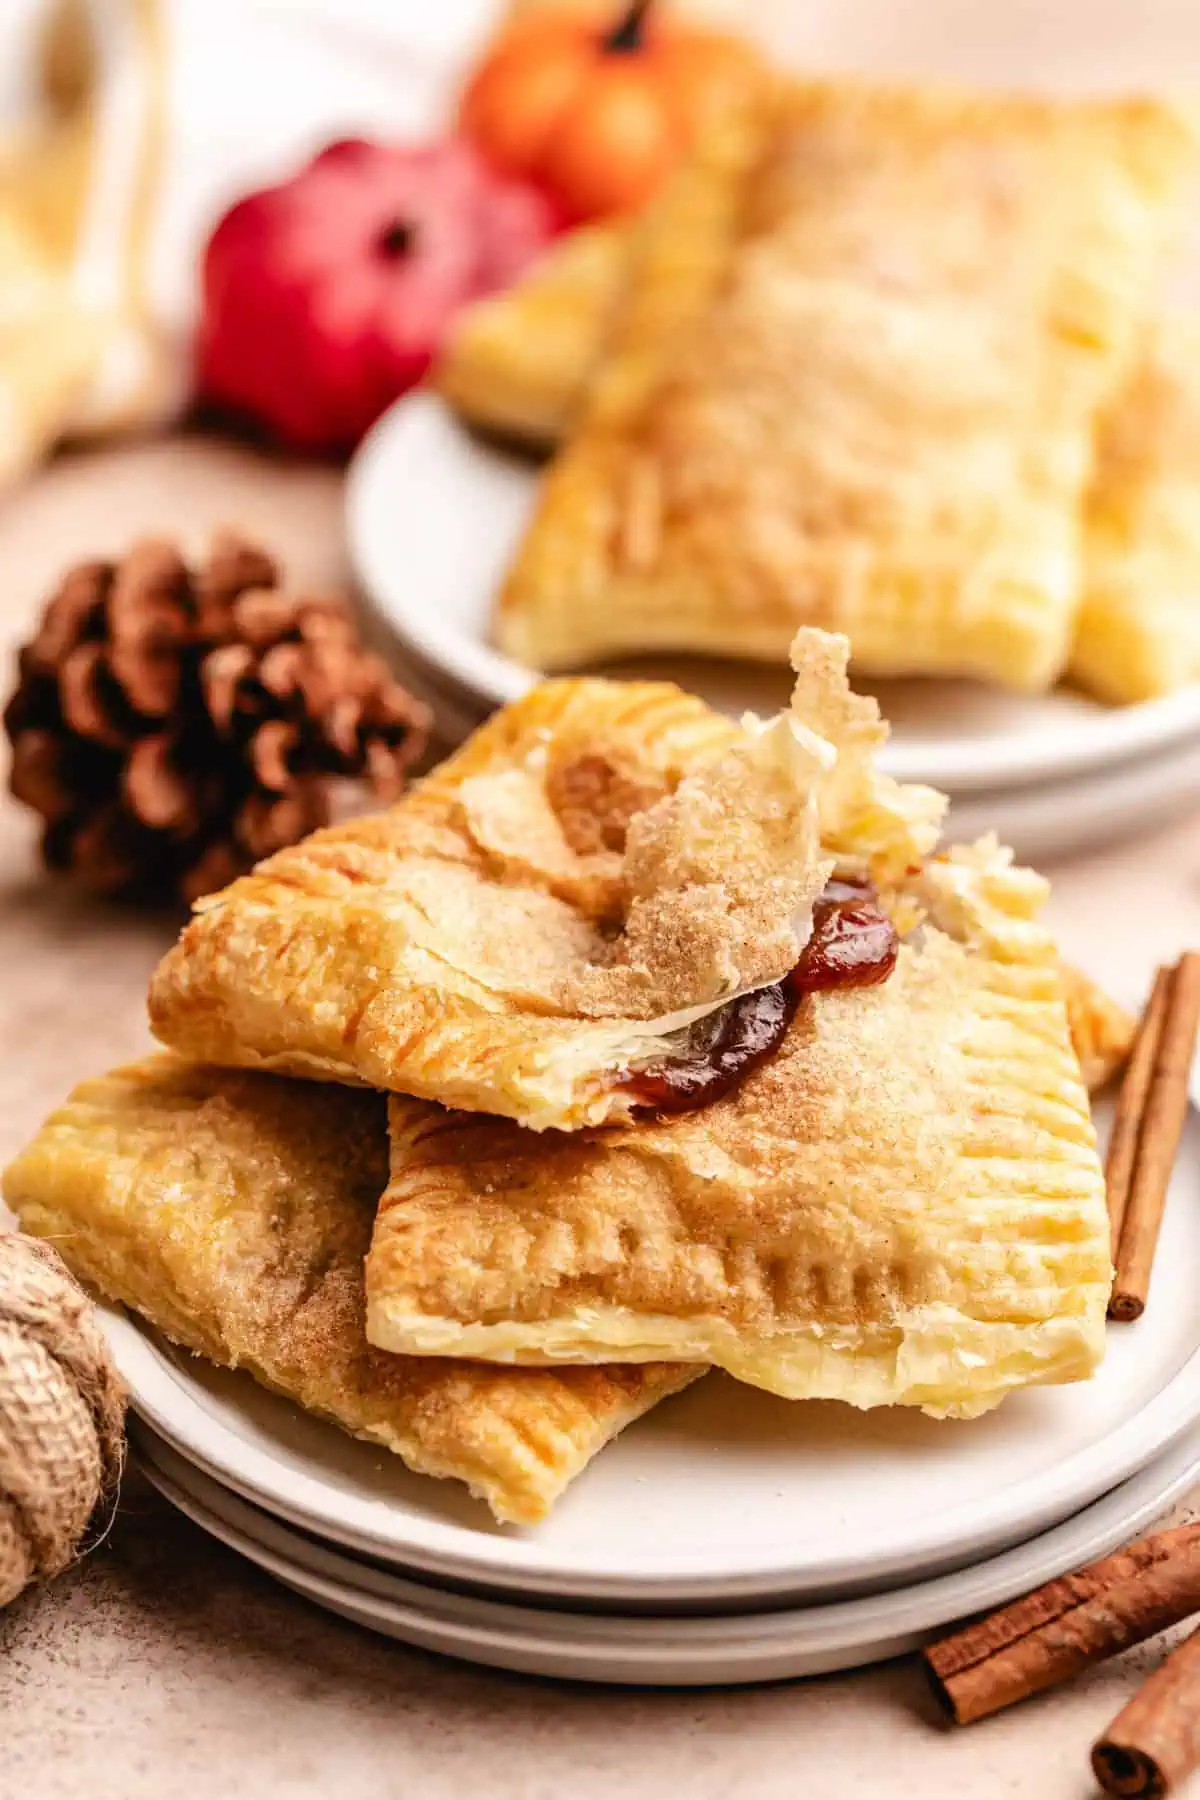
[1105,966,1172,1260]
[1110,953,1200,1322]
[924,1525,1200,1725]
[1093,1623,1200,1797]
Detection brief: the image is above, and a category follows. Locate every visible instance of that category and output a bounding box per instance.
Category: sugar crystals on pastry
[496,79,1195,689]
[149,628,942,1131]
[367,839,1111,1420]
[2,1055,699,1525]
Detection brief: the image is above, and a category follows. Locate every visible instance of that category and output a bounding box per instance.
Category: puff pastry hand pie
[2,1055,697,1524]
[149,629,942,1131]
[1072,310,1200,703]
[367,840,1111,1418]
[496,80,1195,689]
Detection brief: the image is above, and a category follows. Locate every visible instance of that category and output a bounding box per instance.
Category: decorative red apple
[197,137,560,455]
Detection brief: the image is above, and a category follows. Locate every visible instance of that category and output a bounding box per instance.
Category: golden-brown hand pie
[496,80,1196,688]
[367,840,1111,1419]
[437,217,1200,715]
[2,1055,697,1525]
[148,630,942,1131]
[1072,310,1200,703]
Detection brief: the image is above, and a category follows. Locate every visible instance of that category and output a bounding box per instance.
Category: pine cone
[3,533,430,903]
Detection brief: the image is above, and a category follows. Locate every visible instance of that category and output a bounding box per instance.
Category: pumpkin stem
[604,0,653,53]
[377,220,415,259]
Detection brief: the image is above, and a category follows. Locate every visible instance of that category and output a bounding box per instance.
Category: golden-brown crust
[148,634,941,1131]
[367,844,1111,1417]
[1073,309,1200,703]
[1,1055,698,1524]
[497,80,1196,687]
[148,680,743,1128]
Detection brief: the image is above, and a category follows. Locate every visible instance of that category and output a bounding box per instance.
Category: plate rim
[135,1422,1200,1685]
[346,391,1200,795]
[110,1311,1200,1603]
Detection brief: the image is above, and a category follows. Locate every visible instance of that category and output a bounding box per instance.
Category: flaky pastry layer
[148,631,940,1131]
[368,844,1111,1418]
[496,80,1195,689]
[2,1056,697,1524]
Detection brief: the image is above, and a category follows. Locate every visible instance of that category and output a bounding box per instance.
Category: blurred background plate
[347,392,1200,798]
[943,735,1200,863]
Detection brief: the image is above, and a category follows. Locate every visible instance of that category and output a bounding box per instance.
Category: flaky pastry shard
[909,842,1134,1090]
[1058,962,1136,1092]
[368,840,1111,1419]
[1072,310,1200,703]
[496,80,1195,688]
[2,1055,697,1524]
[149,629,941,1131]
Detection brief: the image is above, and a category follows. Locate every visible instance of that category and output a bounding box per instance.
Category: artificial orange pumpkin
[458,0,765,223]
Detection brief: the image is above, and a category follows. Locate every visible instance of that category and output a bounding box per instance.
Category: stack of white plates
[346,394,1200,863]
[118,1097,1200,1686]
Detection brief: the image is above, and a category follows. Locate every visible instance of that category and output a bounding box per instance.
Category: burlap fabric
[0,1233,126,1607]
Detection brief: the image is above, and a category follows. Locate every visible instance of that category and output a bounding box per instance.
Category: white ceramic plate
[104,1097,1200,1610]
[346,393,1200,794]
[942,734,1200,864]
[136,1423,1200,1686]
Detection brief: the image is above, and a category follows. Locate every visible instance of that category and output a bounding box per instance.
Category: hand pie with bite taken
[2,1055,698,1525]
[149,629,942,1131]
[495,79,1195,688]
[367,840,1111,1419]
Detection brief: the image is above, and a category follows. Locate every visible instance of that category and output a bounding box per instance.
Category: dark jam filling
[623,876,899,1118]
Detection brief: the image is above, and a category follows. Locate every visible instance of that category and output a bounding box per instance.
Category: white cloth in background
[0,0,503,470]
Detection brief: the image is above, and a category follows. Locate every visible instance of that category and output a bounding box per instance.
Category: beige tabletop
[0,438,1197,1800]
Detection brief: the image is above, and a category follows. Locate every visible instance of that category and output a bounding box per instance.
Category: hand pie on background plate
[494,80,1195,689]
[2,1055,698,1525]
[148,630,942,1131]
[1071,308,1200,703]
[368,841,1111,1420]
[437,136,1200,713]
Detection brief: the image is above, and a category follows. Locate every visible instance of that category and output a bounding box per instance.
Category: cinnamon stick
[1110,953,1200,1322]
[1105,966,1172,1260]
[924,1525,1200,1725]
[1093,1623,1200,1797]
